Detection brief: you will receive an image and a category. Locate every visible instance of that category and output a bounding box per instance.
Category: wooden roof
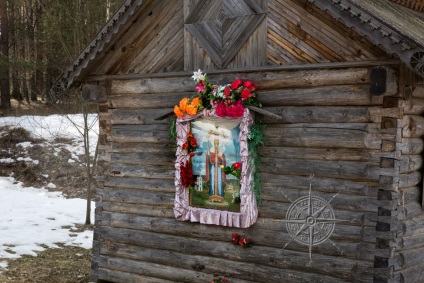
[49,0,424,101]
[391,0,424,12]
[309,0,424,77]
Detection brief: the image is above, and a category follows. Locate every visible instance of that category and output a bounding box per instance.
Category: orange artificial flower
[174,105,184,118]
[179,98,189,112]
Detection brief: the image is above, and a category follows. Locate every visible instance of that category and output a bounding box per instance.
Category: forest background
[0,0,126,109]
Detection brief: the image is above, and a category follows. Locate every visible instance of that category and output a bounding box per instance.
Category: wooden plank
[111,124,171,143]
[261,158,383,181]
[100,223,375,261]
[104,187,174,204]
[88,59,401,81]
[109,163,174,179]
[111,108,176,125]
[260,173,380,196]
[402,115,424,138]
[260,146,398,162]
[259,85,378,107]
[97,253,347,283]
[99,240,370,283]
[105,177,174,192]
[111,142,175,153]
[262,124,384,149]
[259,106,371,124]
[110,68,371,94]
[98,268,176,283]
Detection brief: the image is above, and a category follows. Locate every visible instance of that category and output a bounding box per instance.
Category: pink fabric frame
[174,108,258,228]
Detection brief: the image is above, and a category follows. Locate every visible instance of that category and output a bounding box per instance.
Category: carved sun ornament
[185,0,266,68]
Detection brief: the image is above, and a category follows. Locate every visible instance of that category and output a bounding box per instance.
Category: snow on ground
[0,114,98,269]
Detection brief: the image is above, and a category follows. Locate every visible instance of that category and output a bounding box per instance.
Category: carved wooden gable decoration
[185,0,266,68]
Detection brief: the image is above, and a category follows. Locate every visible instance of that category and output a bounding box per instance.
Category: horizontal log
[396,232,424,250]
[102,213,373,259]
[111,124,171,143]
[402,115,424,138]
[395,202,424,221]
[397,155,422,174]
[399,214,424,236]
[106,177,174,191]
[398,187,422,204]
[260,146,398,162]
[111,152,175,165]
[398,171,422,189]
[398,138,424,155]
[103,187,174,205]
[260,158,386,181]
[109,92,191,109]
[260,186,383,214]
[402,98,424,115]
[258,85,382,107]
[396,264,424,283]
[109,163,175,179]
[259,106,370,124]
[394,246,424,271]
[110,68,372,95]
[111,108,175,125]
[367,107,402,123]
[102,224,374,272]
[99,240,369,283]
[98,252,347,283]
[260,173,380,197]
[111,142,175,153]
[103,202,174,218]
[98,268,176,283]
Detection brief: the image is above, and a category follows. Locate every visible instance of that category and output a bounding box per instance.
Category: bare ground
[0,101,94,283]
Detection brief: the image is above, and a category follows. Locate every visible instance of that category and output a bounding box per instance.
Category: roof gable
[49,0,424,101]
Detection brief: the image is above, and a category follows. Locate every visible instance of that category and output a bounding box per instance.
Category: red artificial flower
[180,161,194,188]
[231,79,242,90]
[241,89,253,101]
[224,87,231,98]
[188,136,197,148]
[239,237,250,248]
[215,102,227,117]
[226,101,244,118]
[233,162,242,170]
[232,233,240,244]
[182,142,189,150]
[189,152,195,157]
[243,80,256,91]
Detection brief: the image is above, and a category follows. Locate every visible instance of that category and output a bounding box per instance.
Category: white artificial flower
[191,69,205,81]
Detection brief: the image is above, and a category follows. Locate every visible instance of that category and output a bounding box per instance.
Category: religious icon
[190,118,241,212]
[173,109,258,228]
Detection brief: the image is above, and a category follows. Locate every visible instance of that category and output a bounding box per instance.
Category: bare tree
[0,0,11,108]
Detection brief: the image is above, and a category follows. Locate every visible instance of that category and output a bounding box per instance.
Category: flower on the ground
[211,273,233,283]
[231,233,253,248]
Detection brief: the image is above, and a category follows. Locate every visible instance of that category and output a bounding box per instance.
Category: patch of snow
[0,158,15,164]
[17,142,33,148]
[0,177,94,259]
[46,183,56,189]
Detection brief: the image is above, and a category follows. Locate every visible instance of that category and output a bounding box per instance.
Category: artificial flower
[174,105,184,118]
[243,80,256,91]
[195,81,206,93]
[180,160,194,188]
[239,237,251,248]
[232,233,240,244]
[191,69,205,81]
[233,162,242,170]
[182,142,189,150]
[241,89,253,101]
[231,79,242,90]
[215,102,227,117]
[179,98,189,112]
[225,101,244,118]
[224,87,231,98]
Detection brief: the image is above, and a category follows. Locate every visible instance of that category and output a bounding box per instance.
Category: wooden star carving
[185,0,266,68]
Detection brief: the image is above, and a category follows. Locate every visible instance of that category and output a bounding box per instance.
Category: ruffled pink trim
[174,108,258,228]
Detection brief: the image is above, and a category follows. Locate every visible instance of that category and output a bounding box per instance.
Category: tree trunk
[0,0,11,108]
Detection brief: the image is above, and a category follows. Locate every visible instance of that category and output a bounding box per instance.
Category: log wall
[89,64,424,283]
